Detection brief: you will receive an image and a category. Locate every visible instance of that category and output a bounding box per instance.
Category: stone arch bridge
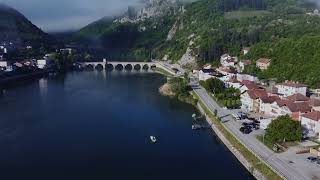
[81,60,177,76]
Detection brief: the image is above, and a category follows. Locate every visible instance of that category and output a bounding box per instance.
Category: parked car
[232,113,240,120]
[240,127,252,134]
[238,112,247,119]
[248,117,256,121]
[307,156,317,162]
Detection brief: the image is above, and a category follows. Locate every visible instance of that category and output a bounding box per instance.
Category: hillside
[73,0,320,86]
[0,4,50,46]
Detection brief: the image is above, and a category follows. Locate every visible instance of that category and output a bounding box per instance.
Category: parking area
[229,110,320,179]
[231,111,264,135]
[278,146,320,179]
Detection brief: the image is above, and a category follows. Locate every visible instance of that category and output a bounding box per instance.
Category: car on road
[240,127,252,134]
[307,156,318,162]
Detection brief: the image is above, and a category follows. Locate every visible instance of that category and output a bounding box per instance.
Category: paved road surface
[192,85,310,180]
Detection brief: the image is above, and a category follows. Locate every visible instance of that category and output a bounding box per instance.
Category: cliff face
[115,0,184,23]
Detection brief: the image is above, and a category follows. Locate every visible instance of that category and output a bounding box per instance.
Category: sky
[1,0,142,32]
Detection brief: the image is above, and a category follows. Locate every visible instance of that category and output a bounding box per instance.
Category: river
[0,71,253,180]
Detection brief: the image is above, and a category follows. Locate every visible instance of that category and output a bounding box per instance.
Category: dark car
[242,122,250,126]
[240,127,252,134]
[307,156,317,162]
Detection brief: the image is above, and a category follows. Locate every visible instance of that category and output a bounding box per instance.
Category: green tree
[265,115,302,143]
[201,78,225,94]
[168,77,189,96]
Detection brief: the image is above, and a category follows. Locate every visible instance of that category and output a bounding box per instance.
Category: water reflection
[0,71,253,180]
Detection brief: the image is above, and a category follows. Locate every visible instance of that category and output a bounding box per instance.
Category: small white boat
[150,136,157,143]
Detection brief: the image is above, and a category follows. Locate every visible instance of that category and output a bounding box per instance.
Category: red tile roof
[277,81,307,88]
[286,93,310,102]
[276,99,312,113]
[309,98,320,107]
[247,89,268,99]
[302,111,320,121]
[241,60,252,65]
[257,58,271,64]
[260,95,280,104]
[242,81,259,90]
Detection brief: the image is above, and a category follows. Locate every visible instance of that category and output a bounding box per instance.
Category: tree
[200,78,225,94]
[265,115,302,143]
[168,77,189,96]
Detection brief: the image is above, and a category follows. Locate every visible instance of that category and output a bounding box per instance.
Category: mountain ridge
[0,3,50,46]
[72,0,320,86]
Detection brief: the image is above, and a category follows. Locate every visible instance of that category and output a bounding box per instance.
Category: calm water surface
[0,71,253,180]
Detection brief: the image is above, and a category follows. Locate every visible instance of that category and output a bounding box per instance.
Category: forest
[73,0,320,86]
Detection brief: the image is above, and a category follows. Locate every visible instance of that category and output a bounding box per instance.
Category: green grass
[257,135,276,152]
[192,92,282,180]
[224,10,271,19]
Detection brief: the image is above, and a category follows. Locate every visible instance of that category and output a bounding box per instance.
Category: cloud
[1,0,198,32]
[0,0,142,32]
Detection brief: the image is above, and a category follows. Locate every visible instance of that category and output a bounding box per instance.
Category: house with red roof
[256,58,271,70]
[220,54,238,67]
[239,80,260,94]
[270,99,312,120]
[275,80,308,97]
[241,89,268,112]
[310,98,320,111]
[301,111,320,140]
[259,95,280,116]
[285,93,310,102]
[225,76,242,89]
[238,60,251,72]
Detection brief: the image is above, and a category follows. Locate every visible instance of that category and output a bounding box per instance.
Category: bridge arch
[95,64,104,71]
[142,64,149,71]
[86,64,94,71]
[115,64,124,71]
[134,64,141,71]
[106,64,114,71]
[125,64,133,71]
[150,64,157,71]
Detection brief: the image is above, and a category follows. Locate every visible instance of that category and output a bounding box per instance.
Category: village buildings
[256,58,271,70]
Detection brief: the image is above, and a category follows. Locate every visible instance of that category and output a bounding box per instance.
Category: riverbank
[159,83,176,97]
[159,78,197,106]
[148,68,280,179]
[0,69,54,86]
[192,91,283,180]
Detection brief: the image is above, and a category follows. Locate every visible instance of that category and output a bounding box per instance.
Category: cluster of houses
[0,55,54,72]
[194,49,320,140]
[307,9,320,16]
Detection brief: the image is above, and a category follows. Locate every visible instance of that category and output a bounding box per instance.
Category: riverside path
[192,85,311,180]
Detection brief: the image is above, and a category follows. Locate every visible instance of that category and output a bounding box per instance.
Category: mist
[0,0,143,32]
[0,0,198,32]
[309,0,320,7]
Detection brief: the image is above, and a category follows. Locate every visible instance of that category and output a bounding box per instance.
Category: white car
[232,114,240,120]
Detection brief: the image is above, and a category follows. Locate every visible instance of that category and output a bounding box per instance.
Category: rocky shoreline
[159,83,175,97]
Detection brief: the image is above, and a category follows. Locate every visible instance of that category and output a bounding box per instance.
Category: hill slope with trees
[73,0,320,86]
[0,4,51,46]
